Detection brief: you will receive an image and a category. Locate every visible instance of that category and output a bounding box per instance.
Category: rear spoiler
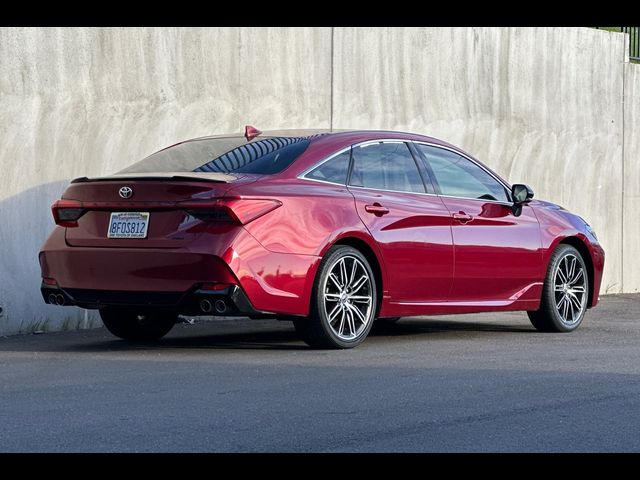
[71,172,240,184]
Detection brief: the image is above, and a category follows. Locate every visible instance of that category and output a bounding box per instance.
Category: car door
[347,140,454,304]
[415,143,543,304]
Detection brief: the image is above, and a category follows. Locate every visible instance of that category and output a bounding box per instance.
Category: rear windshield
[119,136,310,175]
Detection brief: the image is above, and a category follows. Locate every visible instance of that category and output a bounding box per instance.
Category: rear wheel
[294,245,377,349]
[100,308,177,341]
[528,244,589,332]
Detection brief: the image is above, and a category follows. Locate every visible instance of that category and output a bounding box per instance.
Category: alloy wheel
[322,255,374,341]
[553,253,587,325]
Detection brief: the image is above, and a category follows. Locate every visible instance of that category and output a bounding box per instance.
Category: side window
[305,150,351,184]
[349,142,425,193]
[417,145,509,202]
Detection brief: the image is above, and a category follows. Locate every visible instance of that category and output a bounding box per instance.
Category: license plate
[107,212,150,239]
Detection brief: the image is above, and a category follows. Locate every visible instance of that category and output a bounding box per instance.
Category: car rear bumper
[39,227,320,316]
[40,282,261,316]
[39,245,239,292]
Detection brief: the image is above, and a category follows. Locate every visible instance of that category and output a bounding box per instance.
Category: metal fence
[596,27,640,61]
[623,27,640,61]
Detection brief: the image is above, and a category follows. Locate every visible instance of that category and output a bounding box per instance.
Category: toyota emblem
[118,186,133,199]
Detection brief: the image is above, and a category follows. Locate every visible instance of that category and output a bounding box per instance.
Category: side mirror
[512,184,534,203]
[511,184,534,216]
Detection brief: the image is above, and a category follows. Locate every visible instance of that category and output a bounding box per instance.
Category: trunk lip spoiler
[71,172,243,184]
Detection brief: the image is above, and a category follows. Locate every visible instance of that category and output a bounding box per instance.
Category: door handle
[453,211,473,223]
[364,203,390,216]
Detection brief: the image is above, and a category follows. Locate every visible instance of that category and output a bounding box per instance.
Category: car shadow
[27,317,536,353]
[0,180,104,336]
[369,318,534,336]
[96,328,307,351]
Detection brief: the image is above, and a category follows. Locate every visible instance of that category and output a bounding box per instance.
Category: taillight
[183,198,282,225]
[51,199,85,227]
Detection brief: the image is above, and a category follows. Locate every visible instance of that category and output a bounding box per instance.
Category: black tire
[527,244,589,332]
[294,245,377,349]
[100,308,177,341]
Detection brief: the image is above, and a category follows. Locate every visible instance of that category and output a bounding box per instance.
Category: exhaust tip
[200,299,213,313]
[48,293,57,304]
[55,294,65,306]
[214,300,228,314]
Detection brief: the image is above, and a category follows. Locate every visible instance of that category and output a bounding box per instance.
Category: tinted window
[349,142,425,193]
[196,138,310,175]
[305,150,351,184]
[119,136,310,175]
[417,145,509,202]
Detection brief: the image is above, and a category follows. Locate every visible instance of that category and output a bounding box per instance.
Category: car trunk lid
[62,173,257,248]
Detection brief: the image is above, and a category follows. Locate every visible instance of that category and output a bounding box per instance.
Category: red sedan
[39,128,605,348]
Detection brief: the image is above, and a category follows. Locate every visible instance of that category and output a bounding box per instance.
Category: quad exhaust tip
[199,298,228,314]
[199,299,213,313]
[214,300,228,314]
[49,293,65,306]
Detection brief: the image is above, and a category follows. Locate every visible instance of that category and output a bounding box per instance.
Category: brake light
[51,199,85,227]
[224,199,282,224]
[183,198,282,225]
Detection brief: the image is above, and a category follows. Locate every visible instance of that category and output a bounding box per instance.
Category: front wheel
[100,308,177,341]
[294,245,377,349]
[528,244,589,332]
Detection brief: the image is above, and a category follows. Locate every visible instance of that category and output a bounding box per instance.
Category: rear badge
[119,186,133,199]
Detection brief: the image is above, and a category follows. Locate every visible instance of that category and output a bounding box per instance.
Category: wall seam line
[621,39,626,293]
[330,26,334,131]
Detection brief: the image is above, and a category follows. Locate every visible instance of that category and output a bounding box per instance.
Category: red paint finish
[348,187,454,304]
[439,197,543,306]
[532,200,605,307]
[39,130,605,320]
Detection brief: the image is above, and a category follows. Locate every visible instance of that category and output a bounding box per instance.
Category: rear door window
[349,142,425,193]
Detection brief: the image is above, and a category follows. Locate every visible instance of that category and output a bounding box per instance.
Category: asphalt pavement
[1,294,639,452]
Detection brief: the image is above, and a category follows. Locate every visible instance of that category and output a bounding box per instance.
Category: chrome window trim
[301,177,352,187]
[346,184,439,198]
[357,139,406,146]
[297,145,353,184]
[434,194,514,207]
[298,139,421,188]
[298,138,514,206]
[347,185,514,206]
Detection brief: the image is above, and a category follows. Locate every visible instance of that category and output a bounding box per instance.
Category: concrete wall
[624,63,640,293]
[0,27,637,335]
[0,27,332,334]
[333,27,628,295]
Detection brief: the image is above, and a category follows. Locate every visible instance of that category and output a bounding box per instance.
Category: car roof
[185,129,456,149]
[137,128,491,183]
